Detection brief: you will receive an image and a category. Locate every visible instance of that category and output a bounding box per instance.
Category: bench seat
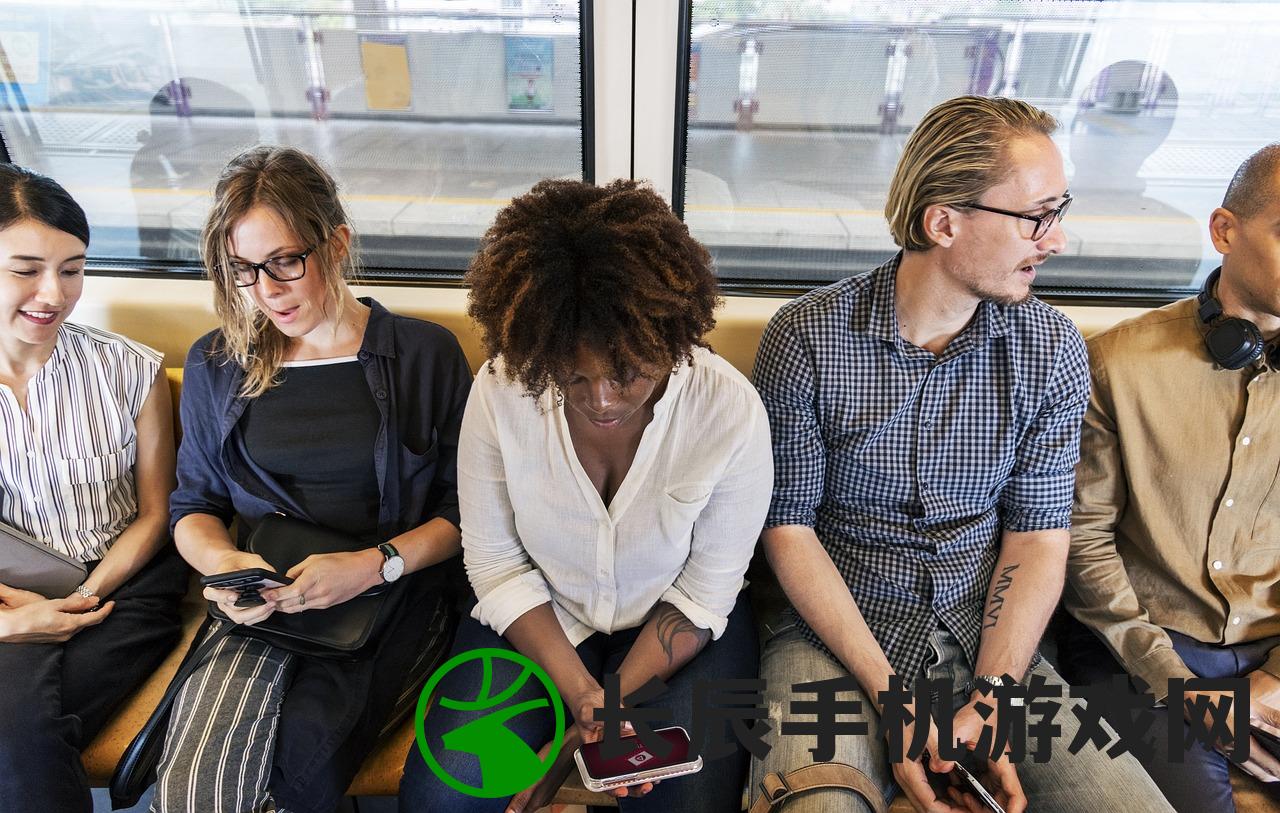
[76,359,1274,812]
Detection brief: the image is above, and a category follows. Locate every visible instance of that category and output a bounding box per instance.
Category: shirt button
[1225,498,1235,508]
[1213,560,1223,570]
[1242,436,1252,446]
[922,420,933,428]
[375,389,387,400]
[26,451,35,459]
[1232,616,1242,625]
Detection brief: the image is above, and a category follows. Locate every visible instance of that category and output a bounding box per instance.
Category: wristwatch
[972,674,1024,706]
[973,674,1008,692]
[377,542,405,583]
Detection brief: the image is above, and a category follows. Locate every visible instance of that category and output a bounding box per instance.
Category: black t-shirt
[241,358,381,539]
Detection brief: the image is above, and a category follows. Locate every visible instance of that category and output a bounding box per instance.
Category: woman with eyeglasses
[0,166,188,813]
[153,146,471,812]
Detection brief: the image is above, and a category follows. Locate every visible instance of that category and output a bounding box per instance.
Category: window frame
[667,0,1209,307]
[0,0,599,285]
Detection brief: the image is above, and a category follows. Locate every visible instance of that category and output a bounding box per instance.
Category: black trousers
[269,580,458,812]
[0,547,188,813]
[1054,611,1280,813]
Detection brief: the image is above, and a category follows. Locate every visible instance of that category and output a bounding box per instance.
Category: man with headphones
[1063,143,1280,812]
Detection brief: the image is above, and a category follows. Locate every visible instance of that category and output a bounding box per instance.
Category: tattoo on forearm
[982,564,1020,630]
[654,605,712,667]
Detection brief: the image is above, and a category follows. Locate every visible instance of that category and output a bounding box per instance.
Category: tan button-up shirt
[1067,297,1280,701]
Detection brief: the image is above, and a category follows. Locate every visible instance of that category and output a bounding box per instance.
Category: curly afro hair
[467,178,721,398]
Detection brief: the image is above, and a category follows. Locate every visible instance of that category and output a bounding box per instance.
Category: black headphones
[1197,266,1265,369]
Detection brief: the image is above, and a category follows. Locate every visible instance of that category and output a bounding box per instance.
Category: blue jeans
[399,595,758,813]
[751,624,1176,813]
[1057,614,1280,813]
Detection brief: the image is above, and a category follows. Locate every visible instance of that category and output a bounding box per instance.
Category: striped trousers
[151,590,454,813]
[151,629,293,813]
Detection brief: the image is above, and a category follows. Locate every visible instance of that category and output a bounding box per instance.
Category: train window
[0,0,588,280]
[675,0,1280,301]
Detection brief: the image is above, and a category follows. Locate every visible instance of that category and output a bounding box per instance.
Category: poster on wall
[504,35,553,113]
[360,33,412,111]
[0,10,48,107]
[688,42,701,121]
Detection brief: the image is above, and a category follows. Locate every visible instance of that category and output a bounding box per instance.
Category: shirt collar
[651,347,697,416]
[862,253,903,345]
[357,297,396,359]
[859,252,1012,353]
[34,325,70,381]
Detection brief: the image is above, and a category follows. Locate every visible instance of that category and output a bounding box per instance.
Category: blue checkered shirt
[753,254,1089,681]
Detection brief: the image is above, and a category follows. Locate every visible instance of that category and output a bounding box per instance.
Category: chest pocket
[657,482,714,548]
[57,443,136,485]
[55,441,137,532]
[398,427,439,476]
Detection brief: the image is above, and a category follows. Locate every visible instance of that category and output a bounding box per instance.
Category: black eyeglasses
[228,247,316,287]
[958,193,1073,241]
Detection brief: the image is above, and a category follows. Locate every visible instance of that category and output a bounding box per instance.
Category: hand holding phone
[924,751,1007,813]
[574,726,702,793]
[200,569,294,607]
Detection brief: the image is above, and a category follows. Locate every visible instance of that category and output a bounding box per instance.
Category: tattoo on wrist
[654,604,712,666]
[982,564,1020,630]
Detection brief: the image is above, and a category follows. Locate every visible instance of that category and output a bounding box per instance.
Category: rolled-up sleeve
[169,339,234,535]
[999,327,1090,532]
[753,310,824,530]
[659,388,773,639]
[459,369,553,635]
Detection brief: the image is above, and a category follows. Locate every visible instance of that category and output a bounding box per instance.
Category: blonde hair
[201,146,358,398]
[885,96,1058,252]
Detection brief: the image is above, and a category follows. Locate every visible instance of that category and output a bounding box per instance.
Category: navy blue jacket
[170,298,471,546]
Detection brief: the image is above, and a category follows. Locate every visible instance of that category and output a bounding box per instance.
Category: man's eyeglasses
[228,247,316,287]
[957,194,1073,241]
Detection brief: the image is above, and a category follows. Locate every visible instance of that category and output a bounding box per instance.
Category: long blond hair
[885,96,1058,252]
[201,146,359,398]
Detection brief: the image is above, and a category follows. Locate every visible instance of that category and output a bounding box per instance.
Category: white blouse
[460,347,774,644]
[0,323,162,562]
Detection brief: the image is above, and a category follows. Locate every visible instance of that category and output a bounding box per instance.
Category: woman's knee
[398,747,500,813]
[0,721,86,810]
[0,682,71,765]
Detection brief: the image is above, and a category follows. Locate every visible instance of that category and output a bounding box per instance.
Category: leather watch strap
[749,762,888,813]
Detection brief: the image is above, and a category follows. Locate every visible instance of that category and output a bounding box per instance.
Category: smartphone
[925,751,1006,813]
[200,568,294,607]
[574,725,703,793]
[1250,722,1280,764]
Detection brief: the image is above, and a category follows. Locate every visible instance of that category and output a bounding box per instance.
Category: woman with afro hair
[399,178,773,812]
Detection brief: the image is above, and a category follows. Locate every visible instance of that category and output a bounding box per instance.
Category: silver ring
[298,593,306,606]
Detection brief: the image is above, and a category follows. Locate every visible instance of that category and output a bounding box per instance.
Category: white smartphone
[574,725,703,793]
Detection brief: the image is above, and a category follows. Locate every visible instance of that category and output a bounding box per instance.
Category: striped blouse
[0,323,162,562]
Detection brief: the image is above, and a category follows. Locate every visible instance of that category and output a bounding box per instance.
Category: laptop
[0,519,88,598]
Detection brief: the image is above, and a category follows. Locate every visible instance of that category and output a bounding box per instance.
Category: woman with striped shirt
[0,166,188,812]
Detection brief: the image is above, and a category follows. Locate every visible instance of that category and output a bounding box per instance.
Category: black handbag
[209,513,404,657]
[109,513,403,808]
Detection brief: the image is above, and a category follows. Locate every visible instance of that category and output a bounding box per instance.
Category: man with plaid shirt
[748,96,1173,813]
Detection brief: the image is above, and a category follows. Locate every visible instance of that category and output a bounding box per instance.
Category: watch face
[381,555,405,582]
